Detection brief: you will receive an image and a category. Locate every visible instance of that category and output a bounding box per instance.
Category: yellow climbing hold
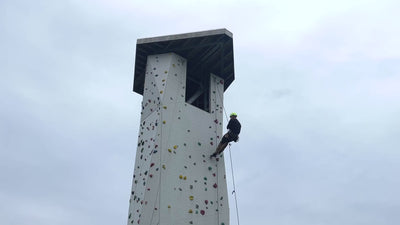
[188,209,193,213]
[189,196,194,200]
[183,176,187,180]
[160,90,163,94]
[163,121,166,124]
[173,145,178,149]
[163,106,167,109]
[179,175,183,179]
[168,205,171,208]
[168,149,172,153]
[162,164,166,169]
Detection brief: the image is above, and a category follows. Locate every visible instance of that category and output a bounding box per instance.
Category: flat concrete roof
[133,28,235,95]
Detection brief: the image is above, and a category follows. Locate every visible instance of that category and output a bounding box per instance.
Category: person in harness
[210,113,241,158]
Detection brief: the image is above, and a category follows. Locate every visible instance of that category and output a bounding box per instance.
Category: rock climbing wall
[128,53,229,225]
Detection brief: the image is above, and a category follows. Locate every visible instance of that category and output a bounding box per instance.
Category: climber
[210,113,241,158]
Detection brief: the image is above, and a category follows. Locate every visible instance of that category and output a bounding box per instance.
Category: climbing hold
[162,164,166,169]
[163,106,167,109]
[214,119,218,124]
[168,149,172,153]
[183,176,187,180]
[164,71,168,74]
[188,209,193,213]
[150,163,155,167]
[200,210,205,215]
[168,205,171,208]
[189,196,194,200]
[160,91,163,94]
[213,183,218,188]
[198,142,201,146]
[163,121,166,124]
[205,200,208,205]
[173,145,178,149]
[204,177,207,180]
[208,167,212,171]
[179,175,183,179]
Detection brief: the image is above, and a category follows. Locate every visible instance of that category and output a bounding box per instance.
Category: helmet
[230,112,237,117]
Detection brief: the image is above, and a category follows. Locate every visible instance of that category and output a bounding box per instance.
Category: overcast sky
[1,0,400,224]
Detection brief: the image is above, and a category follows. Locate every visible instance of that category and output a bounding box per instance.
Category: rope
[228,144,240,225]
[216,86,241,225]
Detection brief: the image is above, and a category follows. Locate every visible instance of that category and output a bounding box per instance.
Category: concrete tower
[128,29,235,225]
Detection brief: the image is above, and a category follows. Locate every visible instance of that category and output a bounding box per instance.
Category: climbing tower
[128,29,235,225]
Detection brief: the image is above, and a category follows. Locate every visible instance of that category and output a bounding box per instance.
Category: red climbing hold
[205,200,209,205]
[150,163,155,167]
[213,183,218,188]
[200,210,205,215]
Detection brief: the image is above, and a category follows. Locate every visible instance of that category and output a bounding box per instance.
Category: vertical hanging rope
[228,144,240,225]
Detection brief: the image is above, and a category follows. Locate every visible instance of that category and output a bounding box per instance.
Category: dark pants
[215,131,239,155]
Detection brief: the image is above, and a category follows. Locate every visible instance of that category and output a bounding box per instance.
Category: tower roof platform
[133,28,235,95]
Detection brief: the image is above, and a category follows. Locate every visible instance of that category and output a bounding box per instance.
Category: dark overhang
[133,28,235,95]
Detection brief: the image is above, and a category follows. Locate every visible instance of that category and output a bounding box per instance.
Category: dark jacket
[227,118,241,135]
